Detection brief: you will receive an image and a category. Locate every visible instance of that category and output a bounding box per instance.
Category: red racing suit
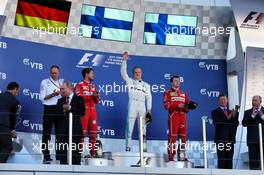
[75,80,99,157]
[163,88,189,160]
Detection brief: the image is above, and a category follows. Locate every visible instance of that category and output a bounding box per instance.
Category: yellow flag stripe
[15,14,67,34]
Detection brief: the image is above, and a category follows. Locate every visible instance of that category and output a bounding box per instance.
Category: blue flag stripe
[81,6,133,31]
[144,23,196,35]
[81,15,133,31]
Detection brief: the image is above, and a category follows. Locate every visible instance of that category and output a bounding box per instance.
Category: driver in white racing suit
[121,52,152,152]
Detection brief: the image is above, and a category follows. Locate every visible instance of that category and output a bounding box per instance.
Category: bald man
[242,95,264,170]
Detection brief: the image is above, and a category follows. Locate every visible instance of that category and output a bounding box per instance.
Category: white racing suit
[121,60,152,152]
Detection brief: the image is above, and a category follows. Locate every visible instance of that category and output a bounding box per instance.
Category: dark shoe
[84,154,94,159]
[143,135,147,152]
[168,157,175,162]
[43,158,53,164]
[126,147,131,152]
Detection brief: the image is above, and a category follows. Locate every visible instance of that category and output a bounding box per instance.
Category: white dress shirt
[40,78,64,105]
[68,93,74,104]
[251,106,264,119]
[257,107,264,120]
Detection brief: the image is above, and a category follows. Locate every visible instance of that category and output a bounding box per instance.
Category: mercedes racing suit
[121,60,152,151]
[163,88,189,160]
[75,80,99,157]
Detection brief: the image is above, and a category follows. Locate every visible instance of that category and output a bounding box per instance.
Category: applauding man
[212,94,239,169]
[243,95,264,170]
[75,68,99,158]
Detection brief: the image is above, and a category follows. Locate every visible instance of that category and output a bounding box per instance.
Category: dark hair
[132,66,142,73]
[63,80,74,89]
[170,75,180,83]
[218,94,227,99]
[50,65,60,71]
[82,68,93,78]
[7,82,19,90]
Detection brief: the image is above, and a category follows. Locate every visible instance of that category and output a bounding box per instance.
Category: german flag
[15,0,71,34]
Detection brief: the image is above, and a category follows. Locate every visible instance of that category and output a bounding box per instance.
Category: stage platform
[0,164,263,175]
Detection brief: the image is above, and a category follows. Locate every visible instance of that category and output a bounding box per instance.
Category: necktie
[66,96,70,104]
[223,108,229,119]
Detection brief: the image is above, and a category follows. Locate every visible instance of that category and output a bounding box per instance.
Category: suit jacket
[56,94,85,138]
[211,107,239,143]
[242,107,264,145]
[0,92,19,130]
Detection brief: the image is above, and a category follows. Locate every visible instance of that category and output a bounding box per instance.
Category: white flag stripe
[82,5,96,16]
[104,8,134,22]
[101,27,131,42]
[80,24,92,37]
[166,33,196,46]
[167,15,197,27]
[145,13,159,23]
[144,32,156,44]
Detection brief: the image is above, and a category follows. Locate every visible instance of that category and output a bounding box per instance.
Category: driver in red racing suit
[75,68,99,158]
[163,75,189,162]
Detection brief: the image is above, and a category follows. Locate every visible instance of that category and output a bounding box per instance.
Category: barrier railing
[1,111,264,170]
[259,123,263,170]
[68,112,73,165]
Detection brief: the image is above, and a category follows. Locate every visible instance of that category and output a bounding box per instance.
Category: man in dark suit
[212,94,239,169]
[56,81,85,165]
[242,95,264,170]
[0,82,20,163]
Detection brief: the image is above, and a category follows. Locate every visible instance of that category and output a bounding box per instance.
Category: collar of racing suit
[83,79,93,84]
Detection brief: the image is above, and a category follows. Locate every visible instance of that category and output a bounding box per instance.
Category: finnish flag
[80,5,134,42]
[144,13,197,46]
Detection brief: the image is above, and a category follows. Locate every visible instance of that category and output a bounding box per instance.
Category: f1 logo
[78,53,93,65]
[243,11,264,24]
[77,53,104,68]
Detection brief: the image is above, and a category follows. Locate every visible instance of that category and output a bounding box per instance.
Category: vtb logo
[23,58,43,70]
[164,74,184,82]
[243,11,264,25]
[0,42,7,49]
[199,62,219,71]
[23,89,41,100]
[200,88,220,98]
[76,53,104,68]
[0,72,6,79]
[23,120,43,131]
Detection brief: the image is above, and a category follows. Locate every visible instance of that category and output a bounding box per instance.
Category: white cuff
[261,114,264,120]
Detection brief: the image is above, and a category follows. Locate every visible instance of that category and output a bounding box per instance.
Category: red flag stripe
[16,1,70,23]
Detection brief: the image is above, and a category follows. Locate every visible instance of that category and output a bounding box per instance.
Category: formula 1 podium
[80,114,194,168]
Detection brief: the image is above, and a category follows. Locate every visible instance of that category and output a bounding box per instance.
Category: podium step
[166,161,194,168]
[84,158,114,166]
[103,152,167,167]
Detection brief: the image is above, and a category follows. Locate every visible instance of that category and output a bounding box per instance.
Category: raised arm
[121,52,131,83]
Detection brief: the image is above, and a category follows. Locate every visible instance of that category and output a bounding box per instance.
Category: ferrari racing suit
[75,80,99,157]
[163,88,189,161]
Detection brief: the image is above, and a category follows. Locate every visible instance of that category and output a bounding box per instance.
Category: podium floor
[0,164,263,175]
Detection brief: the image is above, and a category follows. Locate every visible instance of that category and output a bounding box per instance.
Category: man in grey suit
[0,82,20,163]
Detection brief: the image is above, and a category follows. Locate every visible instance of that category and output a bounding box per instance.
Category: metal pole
[259,123,264,170]
[202,116,208,169]
[139,116,144,167]
[68,112,73,165]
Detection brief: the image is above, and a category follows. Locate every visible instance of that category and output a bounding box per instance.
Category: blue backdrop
[0,36,227,141]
